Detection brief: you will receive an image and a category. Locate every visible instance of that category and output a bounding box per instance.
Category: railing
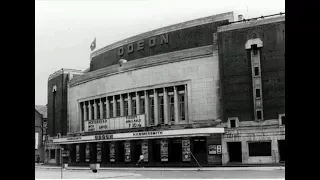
[228,12,285,25]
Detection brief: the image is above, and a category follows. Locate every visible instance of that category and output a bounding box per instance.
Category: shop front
[53,127,224,167]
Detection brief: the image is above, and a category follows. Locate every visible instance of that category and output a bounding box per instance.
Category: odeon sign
[117,33,169,56]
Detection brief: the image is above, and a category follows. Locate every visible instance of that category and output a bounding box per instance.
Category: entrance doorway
[227,142,242,162]
[169,138,182,162]
[278,140,285,162]
[192,137,207,163]
[152,139,161,162]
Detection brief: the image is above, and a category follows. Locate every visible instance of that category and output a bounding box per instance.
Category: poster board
[182,139,191,161]
[125,142,131,162]
[160,139,168,162]
[97,143,102,162]
[110,143,115,162]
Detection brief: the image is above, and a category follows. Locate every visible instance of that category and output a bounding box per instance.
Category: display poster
[141,141,149,162]
[97,143,102,162]
[182,139,191,161]
[125,142,131,162]
[208,145,217,155]
[160,139,168,162]
[216,145,222,154]
[76,144,80,162]
[35,132,39,149]
[84,114,145,132]
[110,143,115,162]
[85,143,90,162]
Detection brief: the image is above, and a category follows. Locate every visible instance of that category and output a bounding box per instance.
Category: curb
[35,166,285,171]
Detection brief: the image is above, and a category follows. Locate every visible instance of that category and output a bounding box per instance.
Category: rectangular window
[254,67,260,76]
[256,89,261,98]
[91,103,94,120]
[159,96,164,124]
[149,97,154,125]
[124,100,128,116]
[140,98,145,114]
[103,101,106,118]
[110,102,113,117]
[116,101,120,117]
[81,103,84,121]
[257,110,262,120]
[86,104,89,120]
[132,99,136,115]
[252,44,258,55]
[230,120,236,128]
[281,115,285,125]
[97,103,100,119]
[169,95,175,122]
[179,94,185,121]
[248,142,271,156]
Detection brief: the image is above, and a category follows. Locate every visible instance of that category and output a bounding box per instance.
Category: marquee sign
[53,128,224,144]
[84,114,145,132]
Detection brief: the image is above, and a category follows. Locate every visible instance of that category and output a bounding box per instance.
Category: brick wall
[90,20,229,71]
[47,73,68,136]
[218,19,285,122]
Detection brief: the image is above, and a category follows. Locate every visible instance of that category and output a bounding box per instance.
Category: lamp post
[61,147,64,179]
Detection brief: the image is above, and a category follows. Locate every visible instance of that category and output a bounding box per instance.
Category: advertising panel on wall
[85,143,90,162]
[182,139,191,161]
[160,139,168,162]
[208,144,222,155]
[76,145,80,162]
[97,143,102,162]
[110,143,115,162]
[84,114,145,132]
[141,141,148,162]
[35,132,39,149]
[125,142,131,162]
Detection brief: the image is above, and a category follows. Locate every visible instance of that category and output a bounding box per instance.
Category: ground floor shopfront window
[66,136,216,166]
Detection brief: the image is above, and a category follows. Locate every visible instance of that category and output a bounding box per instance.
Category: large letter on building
[160,34,169,45]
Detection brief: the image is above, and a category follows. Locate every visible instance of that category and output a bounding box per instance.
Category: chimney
[238,15,244,21]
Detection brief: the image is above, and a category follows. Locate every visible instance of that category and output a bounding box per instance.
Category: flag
[90,38,96,51]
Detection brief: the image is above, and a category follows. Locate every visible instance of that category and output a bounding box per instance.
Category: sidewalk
[35,164,285,171]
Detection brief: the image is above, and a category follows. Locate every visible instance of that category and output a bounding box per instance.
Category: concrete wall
[221,124,285,164]
[68,49,220,133]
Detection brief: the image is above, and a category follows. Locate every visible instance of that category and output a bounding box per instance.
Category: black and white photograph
[35,0,285,179]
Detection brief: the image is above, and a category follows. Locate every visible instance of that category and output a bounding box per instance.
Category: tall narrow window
[257,110,262,120]
[256,89,261,98]
[179,94,185,121]
[159,96,164,124]
[140,98,145,114]
[52,91,56,135]
[97,101,100,119]
[110,101,113,118]
[149,97,154,125]
[132,99,136,115]
[86,103,89,120]
[169,95,175,122]
[91,102,94,119]
[81,102,84,121]
[116,101,120,117]
[103,100,106,118]
[254,67,260,76]
[124,100,128,116]
[252,44,258,55]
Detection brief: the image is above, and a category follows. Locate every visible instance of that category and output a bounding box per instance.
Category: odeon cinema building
[48,11,285,167]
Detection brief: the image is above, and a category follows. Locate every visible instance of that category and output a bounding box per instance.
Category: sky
[35,0,285,106]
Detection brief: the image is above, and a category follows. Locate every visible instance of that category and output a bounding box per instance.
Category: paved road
[35,168,285,179]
